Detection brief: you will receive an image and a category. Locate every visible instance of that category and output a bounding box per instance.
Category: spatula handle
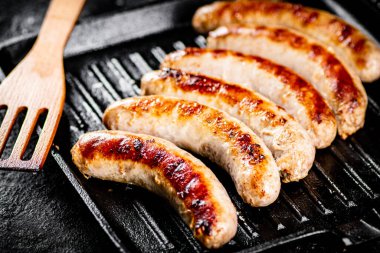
[33,0,86,56]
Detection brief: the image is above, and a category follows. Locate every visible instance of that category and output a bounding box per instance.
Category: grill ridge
[151,47,167,63]
[173,41,187,51]
[0,67,5,81]
[90,64,123,101]
[111,58,140,96]
[350,138,380,176]
[168,210,203,252]
[372,208,380,221]
[231,198,260,240]
[280,192,309,223]
[129,53,153,75]
[110,59,137,87]
[194,36,207,48]
[83,69,117,107]
[65,104,86,134]
[131,201,175,250]
[312,161,356,207]
[266,209,286,231]
[329,145,377,199]
[66,74,104,119]
[236,217,259,240]
[301,180,333,215]
[368,96,380,116]
[104,60,136,97]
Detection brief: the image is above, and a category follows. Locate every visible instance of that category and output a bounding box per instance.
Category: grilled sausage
[208,25,368,139]
[192,1,380,82]
[162,48,336,148]
[103,96,281,207]
[141,69,315,182]
[71,130,237,249]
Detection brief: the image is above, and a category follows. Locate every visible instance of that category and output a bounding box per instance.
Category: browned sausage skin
[71,130,237,249]
[162,48,337,148]
[103,96,281,207]
[141,69,315,182]
[208,25,367,139]
[193,1,380,82]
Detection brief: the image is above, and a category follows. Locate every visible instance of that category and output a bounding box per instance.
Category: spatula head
[0,54,66,171]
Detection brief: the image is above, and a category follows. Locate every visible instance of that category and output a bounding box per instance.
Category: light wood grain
[0,0,86,171]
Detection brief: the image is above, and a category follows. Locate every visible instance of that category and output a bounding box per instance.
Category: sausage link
[193,1,380,82]
[208,25,367,138]
[162,48,337,148]
[141,69,315,182]
[103,96,281,207]
[71,130,237,248]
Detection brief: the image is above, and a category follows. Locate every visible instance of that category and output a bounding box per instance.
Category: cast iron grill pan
[1,0,380,252]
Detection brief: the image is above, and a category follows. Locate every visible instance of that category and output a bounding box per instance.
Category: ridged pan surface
[1,0,380,252]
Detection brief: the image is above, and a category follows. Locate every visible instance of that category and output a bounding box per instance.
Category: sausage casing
[192,1,380,82]
[208,25,367,138]
[71,130,237,248]
[103,96,281,207]
[141,69,315,182]
[162,48,337,148]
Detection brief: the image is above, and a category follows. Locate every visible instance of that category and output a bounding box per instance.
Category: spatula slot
[22,109,48,161]
[0,105,7,125]
[0,107,27,160]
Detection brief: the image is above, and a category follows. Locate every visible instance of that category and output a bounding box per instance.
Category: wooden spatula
[0,0,86,171]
